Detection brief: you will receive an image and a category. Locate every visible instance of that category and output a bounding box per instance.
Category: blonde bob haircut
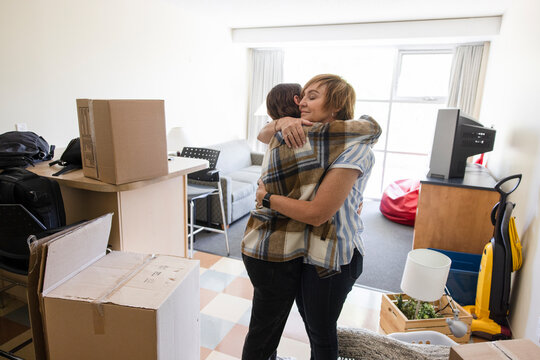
[301,74,356,120]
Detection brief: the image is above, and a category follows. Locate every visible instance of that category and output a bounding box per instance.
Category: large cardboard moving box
[449,339,540,360]
[76,99,168,185]
[29,214,199,360]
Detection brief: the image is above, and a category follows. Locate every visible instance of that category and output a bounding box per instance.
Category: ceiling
[189,0,510,29]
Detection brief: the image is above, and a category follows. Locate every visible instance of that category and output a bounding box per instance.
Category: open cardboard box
[450,339,540,359]
[27,214,199,360]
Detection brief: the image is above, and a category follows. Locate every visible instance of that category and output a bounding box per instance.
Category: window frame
[280,44,458,199]
[392,49,455,104]
[359,47,455,198]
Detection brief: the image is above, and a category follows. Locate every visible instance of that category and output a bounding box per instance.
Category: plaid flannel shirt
[242,117,381,276]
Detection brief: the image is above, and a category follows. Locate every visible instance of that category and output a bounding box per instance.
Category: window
[283,46,454,199]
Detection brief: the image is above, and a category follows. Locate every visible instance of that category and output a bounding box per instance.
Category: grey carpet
[193,200,413,293]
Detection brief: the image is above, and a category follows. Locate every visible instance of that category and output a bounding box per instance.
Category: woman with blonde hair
[242,74,381,360]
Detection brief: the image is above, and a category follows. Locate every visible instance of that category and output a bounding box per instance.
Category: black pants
[296,250,363,360]
[241,250,362,360]
[242,255,303,360]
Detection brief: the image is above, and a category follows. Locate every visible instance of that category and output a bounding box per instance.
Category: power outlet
[15,123,28,131]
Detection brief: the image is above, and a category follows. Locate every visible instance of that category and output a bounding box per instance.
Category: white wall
[480,0,540,342]
[0,0,248,149]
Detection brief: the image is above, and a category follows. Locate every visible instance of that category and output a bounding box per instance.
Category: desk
[413,164,500,254]
[31,157,207,257]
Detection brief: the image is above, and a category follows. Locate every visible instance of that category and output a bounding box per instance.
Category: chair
[0,204,42,360]
[180,147,229,258]
[0,204,46,275]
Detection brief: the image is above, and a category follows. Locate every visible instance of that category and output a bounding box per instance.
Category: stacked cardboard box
[76,99,168,185]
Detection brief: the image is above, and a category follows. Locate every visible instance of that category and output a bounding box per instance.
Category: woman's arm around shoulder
[257,117,313,148]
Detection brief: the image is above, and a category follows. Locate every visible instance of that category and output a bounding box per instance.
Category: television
[428,109,496,179]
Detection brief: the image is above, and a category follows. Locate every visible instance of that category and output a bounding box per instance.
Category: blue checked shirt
[329,143,375,267]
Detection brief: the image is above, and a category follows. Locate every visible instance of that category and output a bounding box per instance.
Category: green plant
[396,294,442,320]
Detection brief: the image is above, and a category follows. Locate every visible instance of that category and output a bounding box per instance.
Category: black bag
[0,131,55,169]
[49,137,82,176]
[0,167,66,229]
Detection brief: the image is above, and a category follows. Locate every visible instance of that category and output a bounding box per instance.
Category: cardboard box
[449,339,540,360]
[76,99,168,185]
[28,214,199,360]
[380,293,473,344]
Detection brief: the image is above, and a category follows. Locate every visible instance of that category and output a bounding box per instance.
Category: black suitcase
[0,167,66,229]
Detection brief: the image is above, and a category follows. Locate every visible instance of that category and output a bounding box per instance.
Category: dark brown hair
[266,83,302,120]
[301,74,356,120]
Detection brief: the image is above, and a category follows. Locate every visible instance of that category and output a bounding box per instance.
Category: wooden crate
[379,293,473,344]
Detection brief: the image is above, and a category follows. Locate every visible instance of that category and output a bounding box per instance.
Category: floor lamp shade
[401,249,451,302]
[167,127,191,152]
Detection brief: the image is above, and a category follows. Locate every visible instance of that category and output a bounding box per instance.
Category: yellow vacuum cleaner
[464,174,522,340]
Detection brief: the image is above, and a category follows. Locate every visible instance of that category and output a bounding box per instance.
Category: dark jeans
[242,255,303,360]
[296,249,363,360]
[241,250,362,360]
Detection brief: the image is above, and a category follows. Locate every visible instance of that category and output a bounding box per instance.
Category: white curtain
[247,49,284,152]
[447,44,487,117]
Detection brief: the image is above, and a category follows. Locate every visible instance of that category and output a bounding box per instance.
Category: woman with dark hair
[242,74,381,360]
[264,83,302,121]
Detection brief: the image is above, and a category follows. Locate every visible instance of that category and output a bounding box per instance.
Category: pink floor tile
[214,324,249,359]
[223,277,254,301]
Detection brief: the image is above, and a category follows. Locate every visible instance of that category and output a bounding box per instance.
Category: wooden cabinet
[413,165,500,254]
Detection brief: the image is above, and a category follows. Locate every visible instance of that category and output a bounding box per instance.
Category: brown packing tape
[92,306,105,335]
[487,343,508,359]
[86,102,98,173]
[492,342,517,360]
[91,254,156,335]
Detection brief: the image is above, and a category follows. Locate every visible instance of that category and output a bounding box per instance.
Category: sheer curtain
[247,49,284,152]
[447,43,489,118]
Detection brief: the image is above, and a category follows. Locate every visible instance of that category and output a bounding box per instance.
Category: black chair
[0,204,43,360]
[180,147,229,258]
[0,204,46,275]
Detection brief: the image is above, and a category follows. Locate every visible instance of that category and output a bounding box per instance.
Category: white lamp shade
[400,249,451,302]
[254,102,268,117]
[167,127,191,153]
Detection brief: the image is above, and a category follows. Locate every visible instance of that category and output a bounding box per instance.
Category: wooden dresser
[413,164,499,254]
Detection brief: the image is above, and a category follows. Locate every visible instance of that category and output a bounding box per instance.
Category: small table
[413,164,499,254]
[30,156,208,257]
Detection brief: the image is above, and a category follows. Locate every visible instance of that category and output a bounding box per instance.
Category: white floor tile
[206,350,239,360]
[210,257,247,276]
[347,285,384,310]
[277,337,311,360]
[201,293,252,323]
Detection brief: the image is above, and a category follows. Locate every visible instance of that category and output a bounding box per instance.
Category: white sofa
[189,139,263,226]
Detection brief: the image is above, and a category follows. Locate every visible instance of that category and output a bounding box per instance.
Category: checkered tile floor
[0,251,384,360]
[195,251,384,360]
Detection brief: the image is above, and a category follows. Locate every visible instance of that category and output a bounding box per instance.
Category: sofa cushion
[211,140,253,175]
[228,169,260,188]
[230,180,254,202]
[243,165,262,174]
[231,195,256,222]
